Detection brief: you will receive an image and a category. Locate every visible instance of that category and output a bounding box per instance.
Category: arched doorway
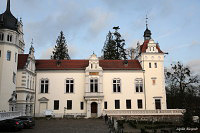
[91,102,98,117]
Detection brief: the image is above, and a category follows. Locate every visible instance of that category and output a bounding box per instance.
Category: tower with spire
[0,0,25,112]
[135,16,167,110]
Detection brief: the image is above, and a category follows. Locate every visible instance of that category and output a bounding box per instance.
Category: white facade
[34,51,166,118]
[0,0,170,118]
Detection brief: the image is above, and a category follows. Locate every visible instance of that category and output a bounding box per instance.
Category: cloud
[40,44,77,59]
[40,47,53,59]
[187,60,200,75]
[86,8,112,40]
[165,41,200,52]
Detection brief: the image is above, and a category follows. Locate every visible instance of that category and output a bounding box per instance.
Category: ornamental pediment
[38,97,49,102]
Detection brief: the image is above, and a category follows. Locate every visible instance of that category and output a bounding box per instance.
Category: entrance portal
[91,102,97,117]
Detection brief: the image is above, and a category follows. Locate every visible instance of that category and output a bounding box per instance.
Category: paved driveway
[20,119,109,133]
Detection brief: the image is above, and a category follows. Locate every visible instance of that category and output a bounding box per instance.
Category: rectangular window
[155,99,161,109]
[67,100,72,110]
[41,79,49,93]
[0,33,4,41]
[80,102,84,110]
[113,79,121,92]
[152,79,156,85]
[66,79,74,93]
[137,99,143,109]
[15,53,17,62]
[7,51,11,61]
[115,100,120,109]
[54,100,59,110]
[155,63,157,68]
[90,79,98,92]
[104,101,107,109]
[0,50,1,57]
[126,100,131,109]
[135,79,143,92]
[13,72,16,84]
[149,63,151,68]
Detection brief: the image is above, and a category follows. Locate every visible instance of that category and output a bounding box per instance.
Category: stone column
[27,104,30,116]
[86,101,91,118]
[97,101,101,117]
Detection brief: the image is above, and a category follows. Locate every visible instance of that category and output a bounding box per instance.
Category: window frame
[135,78,143,93]
[13,72,16,84]
[104,101,107,109]
[80,102,84,110]
[7,51,11,61]
[149,62,151,68]
[154,63,157,68]
[113,78,121,93]
[67,100,72,110]
[126,100,131,109]
[7,34,12,42]
[90,78,98,92]
[0,33,4,41]
[65,79,74,93]
[137,99,143,109]
[54,100,59,110]
[40,79,49,93]
[115,100,120,109]
[15,53,17,62]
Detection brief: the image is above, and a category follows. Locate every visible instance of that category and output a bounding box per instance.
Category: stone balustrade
[84,92,104,98]
[0,111,22,121]
[103,109,185,116]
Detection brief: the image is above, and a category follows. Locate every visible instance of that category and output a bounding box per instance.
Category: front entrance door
[91,102,97,117]
[155,99,161,109]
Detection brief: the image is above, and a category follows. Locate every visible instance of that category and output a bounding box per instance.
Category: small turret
[143,15,152,41]
[0,0,18,32]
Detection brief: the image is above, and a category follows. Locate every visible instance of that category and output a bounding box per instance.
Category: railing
[103,109,185,116]
[0,111,22,121]
[84,92,104,98]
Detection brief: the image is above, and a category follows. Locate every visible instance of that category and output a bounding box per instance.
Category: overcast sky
[1,0,200,73]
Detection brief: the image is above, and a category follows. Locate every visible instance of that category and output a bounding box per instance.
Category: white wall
[35,70,86,117]
[103,70,145,110]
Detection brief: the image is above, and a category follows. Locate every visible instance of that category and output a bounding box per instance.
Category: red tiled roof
[100,60,142,70]
[140,40,149,53]
[35,60,89,70]
[140,40,163,53]
[35,60,142,70]
[17,54,28,69]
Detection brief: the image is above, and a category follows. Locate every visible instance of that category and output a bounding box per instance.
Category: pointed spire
[145,15,148,29]
[6,0,11,12]
[144,15,152,41]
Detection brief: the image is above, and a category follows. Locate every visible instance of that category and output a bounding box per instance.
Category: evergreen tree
[102,31,117,60]
[113,26,127,60]
[102,27,127,60]
[51,31,70,60]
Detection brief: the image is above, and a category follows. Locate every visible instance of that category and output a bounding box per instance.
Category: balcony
[103,109,185,116]
[84,92,104,99]
[0,111,22,121]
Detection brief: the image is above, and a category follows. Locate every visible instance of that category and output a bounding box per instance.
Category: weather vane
[146,15,148,29]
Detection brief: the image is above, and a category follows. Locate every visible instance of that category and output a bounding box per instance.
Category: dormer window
[7,34,12,42]
[0,33,4,41]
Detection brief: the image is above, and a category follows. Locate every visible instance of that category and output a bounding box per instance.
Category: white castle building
[0,0,183,119]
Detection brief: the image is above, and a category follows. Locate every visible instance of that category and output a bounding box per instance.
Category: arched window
[7,34,12,42]
[135,78,143,92]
